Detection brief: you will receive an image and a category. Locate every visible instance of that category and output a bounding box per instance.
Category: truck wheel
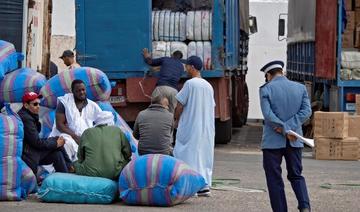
[233,83,249,127]
[215,118,232,144]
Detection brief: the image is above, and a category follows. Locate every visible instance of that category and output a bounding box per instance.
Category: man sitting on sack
[74,111,132,180]
[49,79,103,161]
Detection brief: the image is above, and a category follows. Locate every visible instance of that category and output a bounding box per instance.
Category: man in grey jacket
[133,94,174,155]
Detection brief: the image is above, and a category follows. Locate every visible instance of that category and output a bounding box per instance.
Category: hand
[286,134,297,142]
[142,48,151,58]
[274,127,283,134]
[56,137,65,148]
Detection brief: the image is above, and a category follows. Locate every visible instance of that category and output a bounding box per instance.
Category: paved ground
[1,123,360,212]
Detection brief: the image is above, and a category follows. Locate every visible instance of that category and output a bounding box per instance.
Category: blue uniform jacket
[259,76,311,149]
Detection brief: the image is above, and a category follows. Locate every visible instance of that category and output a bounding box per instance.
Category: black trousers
[263,142,310,212]
[22,147,70,176]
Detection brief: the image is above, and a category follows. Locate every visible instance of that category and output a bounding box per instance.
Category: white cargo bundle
[203,41,212,70]
[188,41,197,57]
[170,42,188,59]
[201,11,211,41]
[186,11,195,40]
[153,11,160,41]
[196,41,204,63]
[341,51,360,69]
[186,10,212,41]
[152,41,167,58]
[153,10,187,41]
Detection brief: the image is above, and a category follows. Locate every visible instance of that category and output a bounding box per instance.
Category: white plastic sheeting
[153,10,187,41]
[341,51,360,69]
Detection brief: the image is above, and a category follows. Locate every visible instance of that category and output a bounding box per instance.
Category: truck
[74,0,256,144]
[279,0,360,120]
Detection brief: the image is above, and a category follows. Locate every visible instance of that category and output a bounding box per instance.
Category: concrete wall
[247,0,288,119]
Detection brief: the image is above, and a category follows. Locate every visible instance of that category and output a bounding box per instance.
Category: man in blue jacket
[259,60,311,212]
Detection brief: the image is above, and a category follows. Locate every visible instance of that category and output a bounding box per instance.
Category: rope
[138,71,152,99]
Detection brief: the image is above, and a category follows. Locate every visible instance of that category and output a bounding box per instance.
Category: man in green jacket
[74,111,132,180]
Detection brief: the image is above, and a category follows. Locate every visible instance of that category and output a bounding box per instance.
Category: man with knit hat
[74,111,132,180]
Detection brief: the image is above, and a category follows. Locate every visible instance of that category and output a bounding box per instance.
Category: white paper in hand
[286,130,314,148]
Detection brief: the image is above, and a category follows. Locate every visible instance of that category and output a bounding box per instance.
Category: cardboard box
[346,0,353,10]
[342,30,355,48]
[347,11,356,30]
[356,94,360,115]
[314,137,360,161]
[314,112,349,138]
[349,115,360,138]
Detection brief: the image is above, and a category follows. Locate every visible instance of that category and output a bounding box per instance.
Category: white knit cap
[94,111,114,126]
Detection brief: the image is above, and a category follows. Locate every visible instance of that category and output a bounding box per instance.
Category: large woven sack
[39,67,111,108]
[119,154,206,206]
[0,68,47,103]
[0,157,23,200]
[0,40,23,80]
[97,101,139,156]
[20,160,38,198]
[0,105,37,200]
[38,108,56,139]
[0,105,23,158]
[37,173,118,204]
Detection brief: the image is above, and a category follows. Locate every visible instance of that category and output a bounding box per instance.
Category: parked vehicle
[279,0,360,114]
[75,0,256,144]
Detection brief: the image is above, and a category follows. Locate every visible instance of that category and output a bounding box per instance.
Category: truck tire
[233,82,249,127]
[215,118,232,144]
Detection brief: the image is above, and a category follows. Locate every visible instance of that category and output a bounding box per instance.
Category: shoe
[299,208,311,212]
[197,188,211,197]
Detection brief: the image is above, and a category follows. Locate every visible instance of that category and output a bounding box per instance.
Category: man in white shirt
[49,79,102,161]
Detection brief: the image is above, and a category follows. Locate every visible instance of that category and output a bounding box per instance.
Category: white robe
[49,93,102,161]
[174,78,215,186]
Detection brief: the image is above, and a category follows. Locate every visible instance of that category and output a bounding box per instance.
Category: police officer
[259,60,311,212]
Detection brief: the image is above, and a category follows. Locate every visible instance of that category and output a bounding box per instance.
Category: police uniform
[259,61,312,212]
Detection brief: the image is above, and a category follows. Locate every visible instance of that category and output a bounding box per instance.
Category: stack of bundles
[39,67,112,109]
[0,40,24,81]
[0,68,47,103]
[340,51,360,80]
[38,173,117,204]
[0,105,37,200]
[119,154,206,206]
[97,101,139,157]
[152,0,212,12]
[153,11,187,41]
[313,112,360,160]
[152,10,212,70]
